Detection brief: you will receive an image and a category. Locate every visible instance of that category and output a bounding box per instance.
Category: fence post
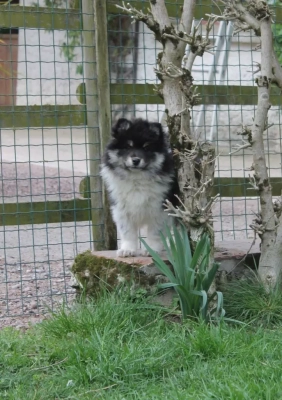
[93,0,117,250]
[82,0,105,250]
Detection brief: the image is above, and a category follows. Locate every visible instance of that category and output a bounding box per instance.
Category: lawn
[1,289,282,399]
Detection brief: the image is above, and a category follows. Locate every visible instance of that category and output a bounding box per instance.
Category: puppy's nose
[132,157,141,166]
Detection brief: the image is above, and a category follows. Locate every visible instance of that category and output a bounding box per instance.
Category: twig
[229,141,251,155]
[115,2,159,34]
[30,357,68,371]
[79,384,118,396]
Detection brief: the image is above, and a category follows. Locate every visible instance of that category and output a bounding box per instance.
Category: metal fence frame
[0,0,282,247]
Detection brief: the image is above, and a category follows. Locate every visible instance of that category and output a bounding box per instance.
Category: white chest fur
[101,165,172,226]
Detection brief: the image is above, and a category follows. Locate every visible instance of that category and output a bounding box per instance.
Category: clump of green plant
[223,274,282,327]
[141,224,224,322]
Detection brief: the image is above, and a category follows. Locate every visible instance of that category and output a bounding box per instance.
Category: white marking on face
[107,150,119,163]
[127,140,134,147]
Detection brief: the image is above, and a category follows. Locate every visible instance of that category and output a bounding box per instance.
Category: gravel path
[0,160,261,329]
[0,161,93,328]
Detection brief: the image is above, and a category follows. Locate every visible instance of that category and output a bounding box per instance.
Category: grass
[1,290,282,399]
[222,274,282,327]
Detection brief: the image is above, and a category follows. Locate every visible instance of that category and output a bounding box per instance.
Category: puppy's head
[106,118,167,171]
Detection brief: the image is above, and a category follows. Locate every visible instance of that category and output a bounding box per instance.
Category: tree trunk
[218,0,282,286]
[117,0,218,264]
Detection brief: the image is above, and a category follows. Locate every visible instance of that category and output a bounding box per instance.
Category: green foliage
[141,224,224,322]
[2,291,282,399]
[223,274,282,327]
[273,23,282,64]
[60,30,81,62]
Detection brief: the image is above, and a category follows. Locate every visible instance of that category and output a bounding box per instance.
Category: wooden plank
[0,199,91,226]
[1,176,281,227]
[0,105,86,128]
[1,2,281,31]
[107,0,221,19]
[82,0,105,250]
[0,5,82,30]
[1,83,281,129]
[109,84,282,106]
[107,1,282,23]
[80,176,282,199]
[213,177,282,197]
[94,0,117,249]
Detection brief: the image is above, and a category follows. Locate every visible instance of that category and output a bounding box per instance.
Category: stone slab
[92,240,261,274]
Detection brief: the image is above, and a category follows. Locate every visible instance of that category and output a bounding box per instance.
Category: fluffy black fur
[103,118,179,207]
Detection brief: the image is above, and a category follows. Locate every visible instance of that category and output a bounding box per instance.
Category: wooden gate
[0,33,18,106]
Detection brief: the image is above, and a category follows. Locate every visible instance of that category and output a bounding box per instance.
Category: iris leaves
[141,224,225,322]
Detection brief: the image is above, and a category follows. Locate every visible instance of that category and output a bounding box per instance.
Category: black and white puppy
[100,118,179,257]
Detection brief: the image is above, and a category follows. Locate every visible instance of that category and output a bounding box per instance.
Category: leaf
[209,291,225,319]
[140,238,177,283]
[158,282,180,289]
[142,227,222,323]
[202,262,220,291]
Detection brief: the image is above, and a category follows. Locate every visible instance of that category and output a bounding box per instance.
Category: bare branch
[248,61,261,75]
[116,2,160,37]
[162,14,218,68]
[179,0,197,51]
[229,141,251,155]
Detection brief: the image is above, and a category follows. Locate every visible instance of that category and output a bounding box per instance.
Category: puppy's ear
[149,122,164,138]
[112,118,132,138]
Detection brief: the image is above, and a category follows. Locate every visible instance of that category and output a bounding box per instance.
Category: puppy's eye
[143,142,152,151]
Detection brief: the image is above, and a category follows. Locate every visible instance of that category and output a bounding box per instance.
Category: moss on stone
[71,251,160,297]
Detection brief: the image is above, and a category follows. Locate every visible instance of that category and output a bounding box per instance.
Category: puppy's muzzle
[132,157,141,167]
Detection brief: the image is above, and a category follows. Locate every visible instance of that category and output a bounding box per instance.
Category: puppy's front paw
[138,248,151,257]
[117,249,136,258]
[139,247,163,257]
[143,242,164,256]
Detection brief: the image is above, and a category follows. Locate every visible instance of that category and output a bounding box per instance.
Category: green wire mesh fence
[0,0,282,325]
